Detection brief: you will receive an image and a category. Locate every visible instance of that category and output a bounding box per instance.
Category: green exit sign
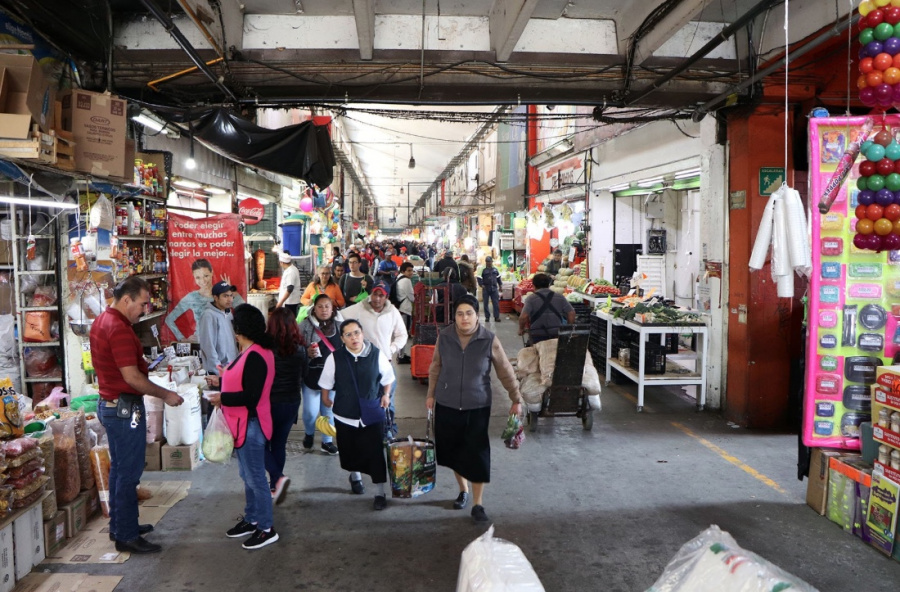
[759,167,784,196]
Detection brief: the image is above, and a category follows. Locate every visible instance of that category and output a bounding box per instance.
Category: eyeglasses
[342,329,362,338]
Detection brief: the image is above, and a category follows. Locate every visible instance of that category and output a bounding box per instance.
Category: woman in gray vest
[425,295,523,523]
[318,319,396,511]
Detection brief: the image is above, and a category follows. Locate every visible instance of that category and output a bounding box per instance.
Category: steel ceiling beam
[351,0,375,60]
[624,0,718,65]
[489,0,540,62]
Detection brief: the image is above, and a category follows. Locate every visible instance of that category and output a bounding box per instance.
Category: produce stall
[596,302,708,412]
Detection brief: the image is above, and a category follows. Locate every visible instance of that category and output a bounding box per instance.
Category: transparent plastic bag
[50,415,80,504]
[90,445,110,517]
[457,525,545,592]
[60,410,94,491]
[201,407,233,464]
[645,525,819,592]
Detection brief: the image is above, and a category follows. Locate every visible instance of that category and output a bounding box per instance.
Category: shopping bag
[201,407,234,463]
[295,304,313,324]
[353,290,369,303]
[385,411,436,498]
[501,413,525,449]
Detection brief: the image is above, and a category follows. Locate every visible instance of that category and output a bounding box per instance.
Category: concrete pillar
[589,189,614,282]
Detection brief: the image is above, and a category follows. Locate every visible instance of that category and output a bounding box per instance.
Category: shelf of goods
[595,309,708,412]
[873,367,900,484]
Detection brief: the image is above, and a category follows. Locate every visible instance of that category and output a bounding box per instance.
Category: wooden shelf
[23,376,63,383]
[22,341,60,348]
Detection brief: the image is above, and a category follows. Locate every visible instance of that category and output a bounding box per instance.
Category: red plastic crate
[498,299,514,314]
[411,345,435,379]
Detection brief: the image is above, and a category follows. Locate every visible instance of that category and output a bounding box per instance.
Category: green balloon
[861,28,876,45]
[886,173,900,191]
[875,22,895,41]
[869,174,886,191]
[894,23,900,38]
[867,143,887,162]
[858,176,869,191]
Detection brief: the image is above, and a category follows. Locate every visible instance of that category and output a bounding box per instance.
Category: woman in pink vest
[206,304,277,550]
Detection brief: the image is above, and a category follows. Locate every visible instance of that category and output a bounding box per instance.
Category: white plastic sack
[89,193,114,231]
[164,384,202,446]
[144,395,165,444]
[519,373,546,406]
[201,407,233,464]
[456,526,545,592]
[646,525,819,592]
[515,347,539,379]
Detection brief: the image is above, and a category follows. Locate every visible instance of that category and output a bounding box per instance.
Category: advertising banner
[806,116,899,449]
[162,213,246,343]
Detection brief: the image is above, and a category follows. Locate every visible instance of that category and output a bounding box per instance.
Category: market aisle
[37,317,900,591]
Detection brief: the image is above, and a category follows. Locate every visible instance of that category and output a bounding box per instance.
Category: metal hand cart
[526,324,593,431]
[410,282,450,383]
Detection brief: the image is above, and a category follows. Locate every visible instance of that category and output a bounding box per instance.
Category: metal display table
[595,310,708,412]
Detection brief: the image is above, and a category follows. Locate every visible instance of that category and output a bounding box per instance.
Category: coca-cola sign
[239,198,265,225]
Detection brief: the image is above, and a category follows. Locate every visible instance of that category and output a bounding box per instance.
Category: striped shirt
[89,308,147,401]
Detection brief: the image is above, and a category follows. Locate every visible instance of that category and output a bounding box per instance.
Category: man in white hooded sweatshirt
[341,285,407,430]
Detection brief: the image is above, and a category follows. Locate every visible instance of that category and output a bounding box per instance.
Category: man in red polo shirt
[91,276,183,554]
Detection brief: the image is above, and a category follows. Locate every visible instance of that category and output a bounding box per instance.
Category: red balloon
[868,71,885,87]
[855,233,870,249]
[878,157,895,175]
[887,6,900,24]
[894,53,900,69]
[870,9,886,27]
[860,160,878,176]
[868,203,885,221]
[885,203,900,221]
[875,53,894,71]
[871,234,886,252]
[858,204,871,219]
[861,57,876,74]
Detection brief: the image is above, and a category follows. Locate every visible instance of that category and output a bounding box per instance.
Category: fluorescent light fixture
[132,111,179,138]
[173,179,202,190]
[528,138,574,168]
[0,195,78,210]
[637,176,665,187]
[607,183,630,192]
[675,167,702,179]
[205,186,228,195]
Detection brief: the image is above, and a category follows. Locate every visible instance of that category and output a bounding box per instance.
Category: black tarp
[193,108,335,188]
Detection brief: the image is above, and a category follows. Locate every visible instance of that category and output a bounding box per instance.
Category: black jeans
[265,400,301,489]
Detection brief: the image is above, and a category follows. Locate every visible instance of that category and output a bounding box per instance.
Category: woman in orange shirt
[300,266,346,308]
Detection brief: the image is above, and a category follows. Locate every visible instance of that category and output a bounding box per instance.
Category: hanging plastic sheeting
[748,184,811,298]
[193,108,335,188]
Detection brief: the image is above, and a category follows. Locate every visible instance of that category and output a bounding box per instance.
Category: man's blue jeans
[483,289,500,320]
[236,419,273,531]
[100,400,146,542]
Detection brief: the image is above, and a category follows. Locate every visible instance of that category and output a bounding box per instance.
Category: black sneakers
[471,505,489,523]
[321,442,339,455]
[226,518,256,538]
[302,434,314,450]
[242,528,279,550]
[453,491,469,510]
[397,354,411,364]
[114,536,161,554]
[349,475,365,495]
[373,495,387,511]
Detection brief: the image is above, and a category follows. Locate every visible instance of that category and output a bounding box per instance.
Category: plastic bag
[50,415,80,504]
[42,386,69,409]
[201,407,233,464]
[86,414,105,447]
[456,525,545,592]
[8,457,43,479]
[28,285,57,307]
[90,445,111,516]
[145,395,164,444]
[70,394,99,413]
[500,414,525,450]
[23,349,60,378]
[6,466,44,489]
[23,311,52,342]
[165,384,202,446]
[60,410,94,491]
[0,437,37,457]
[645,525,819,592]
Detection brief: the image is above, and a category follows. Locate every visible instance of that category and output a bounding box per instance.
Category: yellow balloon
[875,0,891,7]
[861,0,874,14]
[893,0,900,7]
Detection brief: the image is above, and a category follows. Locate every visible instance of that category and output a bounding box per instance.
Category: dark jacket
[433,324,494,410]
[270,345,306,404]
[331,344,383,419]
[481,267,501,292]
[433,256,459,282]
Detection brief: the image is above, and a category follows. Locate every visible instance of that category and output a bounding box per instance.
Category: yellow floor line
[670,421,787,495]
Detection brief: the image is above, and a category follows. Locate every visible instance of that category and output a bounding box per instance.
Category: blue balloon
[859,189,876,206]
[876,188,894,206]
[893,190,900,204]
[862,140,875,154]
[867,143,887,162]
[860,47,868,60]
[868,40,885,57]
[886,36,900,56]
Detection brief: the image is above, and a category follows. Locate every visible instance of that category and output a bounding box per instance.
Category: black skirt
[335,420,387,484]
[434,404,491,483]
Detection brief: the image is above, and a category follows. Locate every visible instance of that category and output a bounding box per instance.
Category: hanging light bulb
[408,143,416,169]
[186,135,197,170]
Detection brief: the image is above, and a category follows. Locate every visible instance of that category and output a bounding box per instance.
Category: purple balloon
[868,40,886,57]
[859,189,876,205]
[876,188,894,205]
[884,233,900,250]
[860,47,869,60]
[861,86,878,106]
[877,83,895,101]
[854,233,870,249]
[869,233,885,252]
[886,37,900,55]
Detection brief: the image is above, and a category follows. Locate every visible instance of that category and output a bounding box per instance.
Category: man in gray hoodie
[198,281,238,376]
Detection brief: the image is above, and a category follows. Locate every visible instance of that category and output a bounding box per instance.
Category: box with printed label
[161,442,199,471]
[0,524,13,592]
[806,448,843,515]
[42,511,65,557]
[145,439,163,472]
[58,495,87,538]
[80,488,99,520]
[59,89,127,178]
[13,504,44,581]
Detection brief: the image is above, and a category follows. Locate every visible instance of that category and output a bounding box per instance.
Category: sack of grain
[519,373,546,406]
[515,347,539,379]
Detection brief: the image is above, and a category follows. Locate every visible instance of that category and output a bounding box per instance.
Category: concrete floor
[40,318,900,591]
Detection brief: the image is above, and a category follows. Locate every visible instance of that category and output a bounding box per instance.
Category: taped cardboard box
[42,511,65,557]
[161,442,199,471]
[60,89,127,178]
[0,54,54,137]
[13,504,44,581]
[58,495,87,539]
[806,448,843,515]
[145,439,163,472]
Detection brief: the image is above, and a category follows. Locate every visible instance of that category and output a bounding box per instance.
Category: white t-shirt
[280,264,303,305]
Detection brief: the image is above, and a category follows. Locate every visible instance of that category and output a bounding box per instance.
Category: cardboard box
[42,511,65,557]
[13,504,44,581]
[60,89,127,178]
[806,448,843,515]
[80,488,99,520]
[161,442,199,471]
[0,55,54,137]
[58,495,87,538]
[145,439,163,472]
[0,524,13,592]
[0,281,14,316]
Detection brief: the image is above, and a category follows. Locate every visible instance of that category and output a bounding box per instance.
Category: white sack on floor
[645,525,819,592]
[456,526,545,592]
